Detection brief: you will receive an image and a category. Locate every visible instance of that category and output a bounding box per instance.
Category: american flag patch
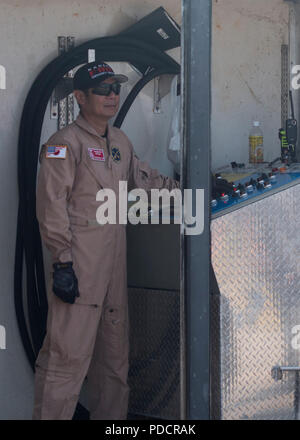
[88,148,105,162]
[45,145,67,159]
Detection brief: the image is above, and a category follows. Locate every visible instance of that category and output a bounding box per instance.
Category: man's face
[75,77,121,121]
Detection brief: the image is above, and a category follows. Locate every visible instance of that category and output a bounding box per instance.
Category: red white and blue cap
[73,61,128,91]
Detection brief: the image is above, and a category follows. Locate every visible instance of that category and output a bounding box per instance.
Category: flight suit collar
[75,113,111,141]
[75,113,116,183]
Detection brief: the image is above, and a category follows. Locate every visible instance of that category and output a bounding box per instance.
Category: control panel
[211,168,300,217]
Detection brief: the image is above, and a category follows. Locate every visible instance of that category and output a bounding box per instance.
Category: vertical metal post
[281,44,289,129]
[58,36,75,129]
[58,36,67,129]
[66,37,75,126]
[181,0,212,419]
[295,371,300,420]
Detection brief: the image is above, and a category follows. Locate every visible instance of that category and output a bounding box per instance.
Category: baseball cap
[73,61,128,91]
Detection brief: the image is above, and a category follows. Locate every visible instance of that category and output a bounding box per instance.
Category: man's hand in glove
[52,262,80,304]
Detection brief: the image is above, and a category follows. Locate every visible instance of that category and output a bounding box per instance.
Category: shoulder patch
[45,144,68,159]
[111,146,121,163]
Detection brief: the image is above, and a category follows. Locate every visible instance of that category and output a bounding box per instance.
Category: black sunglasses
[92,82,121,96]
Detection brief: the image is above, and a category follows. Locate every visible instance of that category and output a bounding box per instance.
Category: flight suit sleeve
[36,140,76,263]
[128,147,180,192]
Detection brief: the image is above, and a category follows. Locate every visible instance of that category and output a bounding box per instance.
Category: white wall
[211,0,289,169]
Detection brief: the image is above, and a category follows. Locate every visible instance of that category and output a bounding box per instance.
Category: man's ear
[74,89,87,106]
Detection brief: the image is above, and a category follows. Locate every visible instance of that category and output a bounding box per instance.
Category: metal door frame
[181,0,212,420]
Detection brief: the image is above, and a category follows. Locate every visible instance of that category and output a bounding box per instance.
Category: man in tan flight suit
[33,61,179,420]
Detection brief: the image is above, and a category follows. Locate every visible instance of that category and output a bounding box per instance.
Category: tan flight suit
[33,113,179,420]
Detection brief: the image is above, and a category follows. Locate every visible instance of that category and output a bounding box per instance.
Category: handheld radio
[286,90,297,161]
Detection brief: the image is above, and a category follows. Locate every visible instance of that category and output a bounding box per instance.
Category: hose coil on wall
[14,34,180,418]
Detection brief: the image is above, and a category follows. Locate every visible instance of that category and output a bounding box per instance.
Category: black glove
[52,262,79,304]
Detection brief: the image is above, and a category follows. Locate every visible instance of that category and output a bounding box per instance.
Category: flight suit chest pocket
[83,147,108,187]
[87,147,106,163]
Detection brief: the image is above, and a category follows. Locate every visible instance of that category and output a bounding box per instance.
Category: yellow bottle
[249,121,263,163]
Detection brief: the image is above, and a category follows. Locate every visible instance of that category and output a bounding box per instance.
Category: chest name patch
[88,148,105,162]
[46,145,67,159]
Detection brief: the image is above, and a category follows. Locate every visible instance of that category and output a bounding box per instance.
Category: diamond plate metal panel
[211,183,300,419]
[128,288,180,419]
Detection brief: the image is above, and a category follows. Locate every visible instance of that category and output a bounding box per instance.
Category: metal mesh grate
[58,36,75,130]
[128,288,180,419]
